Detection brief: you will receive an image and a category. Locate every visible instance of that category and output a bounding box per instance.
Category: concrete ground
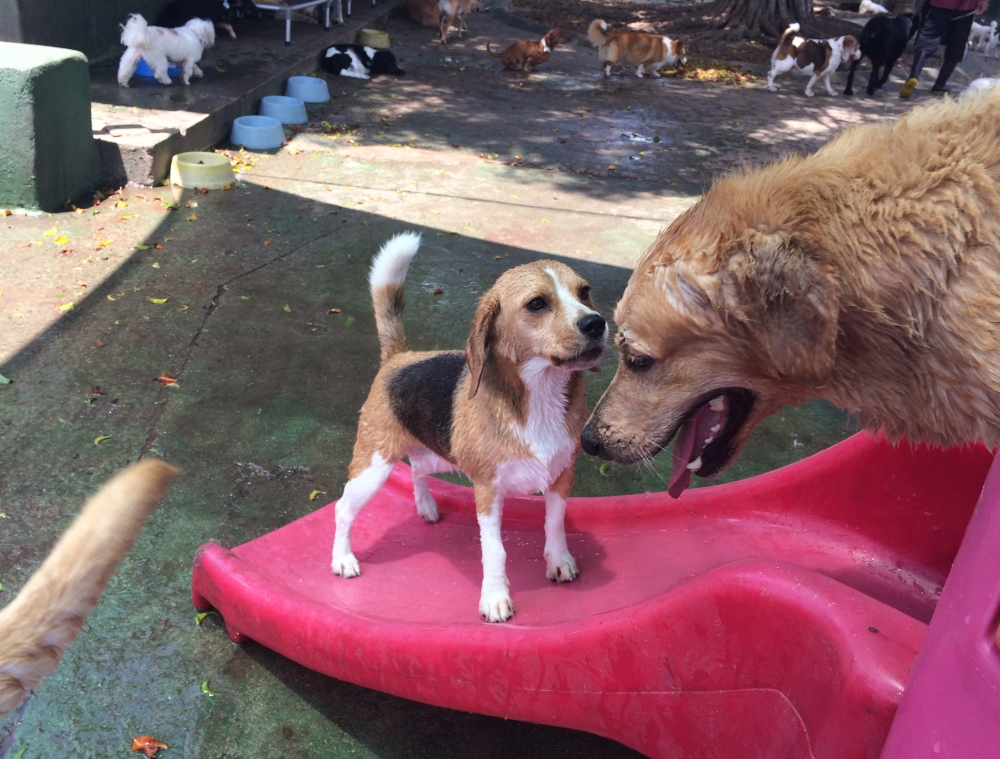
[0,9,943,758]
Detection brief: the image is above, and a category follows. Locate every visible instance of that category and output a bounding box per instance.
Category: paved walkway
[0,9,941,758]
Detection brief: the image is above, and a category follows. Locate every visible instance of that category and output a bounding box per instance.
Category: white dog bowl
[135,59,182,80]
[259,95,308,125]
[285,76,330,103]
[170,152,236,189]
[231,116,285,150]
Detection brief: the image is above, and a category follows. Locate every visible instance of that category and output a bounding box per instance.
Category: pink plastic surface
[880,448,1000,759]
[191,432,993,758]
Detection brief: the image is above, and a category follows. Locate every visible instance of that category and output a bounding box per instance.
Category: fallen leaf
[43,226,58,237]
[116,201,128,208]
[309,489,326,501]
[155,244,164,249]
[155,373,179,386]
[608,165,617,171]
[107,294,118,301]
[287,148,300,155]
[215,65,226,73]
[151,262,160,268]
[94,435,112,445]
[283,305,291,313]
[94,342,105,349]
[0,373,11,384]
[263,240,271,246]
[328,307,341,314]
[345,316,355,326]
[91,386,102,395]
[97,239,113,248]
[57,302,74,311]
[240,295,250,300]
[148,297,169,304]
[130,736,168,757]
[195,610,216,626]
[432,288,443,295]
[186,214,197,222]
[54,235,70,245]
[201,679,215,696]
[121,214,134,220]
[599,463,611,476]
[493,256,502,261]
[11,746,25,759]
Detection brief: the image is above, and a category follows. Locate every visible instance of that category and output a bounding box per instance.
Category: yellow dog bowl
[357,28,390,49]
[169,152,235,190]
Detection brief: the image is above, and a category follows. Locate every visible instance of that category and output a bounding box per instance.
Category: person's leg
[901,5,949,97]
[933,11,975,93]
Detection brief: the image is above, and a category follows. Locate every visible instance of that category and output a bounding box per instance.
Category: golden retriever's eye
[625,352,654,372]
[526,297,547,312]
[578,285,591,301]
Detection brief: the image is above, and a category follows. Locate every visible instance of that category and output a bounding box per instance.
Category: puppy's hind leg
[409,449,454,523]
[475,484,513,622]
[823,71,837,97]
[543,465,578,583]
[117,47,142,88]
[192,63,205,79]
[332,451,395,578]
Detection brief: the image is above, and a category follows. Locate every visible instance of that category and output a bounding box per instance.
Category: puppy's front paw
[332,552,361,578]
[479,591,515,622]
[804,90,815,97]
[545,552,579,582]
[766,84,777,92]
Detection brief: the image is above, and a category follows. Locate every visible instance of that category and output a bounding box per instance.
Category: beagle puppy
[767,23,861,97]
[331,233,607,622]
[487,29,570,72]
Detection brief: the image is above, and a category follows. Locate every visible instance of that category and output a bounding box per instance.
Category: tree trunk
[715,0,815,41]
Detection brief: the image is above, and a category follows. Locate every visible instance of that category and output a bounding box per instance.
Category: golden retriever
[0,461,176,716]
[581,89,1000,497]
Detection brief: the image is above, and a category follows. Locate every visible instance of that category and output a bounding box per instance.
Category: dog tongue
[668,395,729,499]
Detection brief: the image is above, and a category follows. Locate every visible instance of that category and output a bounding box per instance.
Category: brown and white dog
[0,461,176,716]
[487,29,570,72]
[438,0,476,44]
[580,89,1000,497]
[767,23,861,97]
[332,233,607,622]
[587,19,686,79]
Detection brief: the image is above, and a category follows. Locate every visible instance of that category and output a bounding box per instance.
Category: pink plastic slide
[191,432,994,758]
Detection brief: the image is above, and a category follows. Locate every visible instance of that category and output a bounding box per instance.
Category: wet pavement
[0,8,938,758]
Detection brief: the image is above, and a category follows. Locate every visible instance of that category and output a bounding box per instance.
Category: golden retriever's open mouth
[667,387,755,498]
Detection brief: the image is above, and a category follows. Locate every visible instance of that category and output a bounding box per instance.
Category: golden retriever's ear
[465,292,500,399]
[721,230,839,385]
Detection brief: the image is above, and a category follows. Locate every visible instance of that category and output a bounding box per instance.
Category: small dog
[858,0,889,15]
[767,23,861,97]
[587,19,686,78]
[331,233,607,622]
[844,12,917,97]
[969,20,995,51]
[322,44,404,78]
[158,0,239,39]
[439,0,476,44]
[581,90,1000,496]
[985,26,1000,58]
[117,14,216,87]
[0,461,176,716]
[487,29,569,72]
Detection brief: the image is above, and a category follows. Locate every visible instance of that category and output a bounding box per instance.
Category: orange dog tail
[369,231,422,364]
[486,41,503,58]
[0,460,177,717]
[587,19,608,48]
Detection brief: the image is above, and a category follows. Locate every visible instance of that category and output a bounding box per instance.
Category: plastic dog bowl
[285,76,330,103]
[357,29,390,49]
[169,152,236,190]
[135,59,182,80]
[259,95,308,125]
[230,116,286,150]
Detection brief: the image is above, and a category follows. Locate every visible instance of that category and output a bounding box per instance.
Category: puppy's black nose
[580,423,603,457]
[577,313,606,339]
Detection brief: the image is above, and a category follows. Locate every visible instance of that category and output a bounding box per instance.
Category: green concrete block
[0,42,98,211]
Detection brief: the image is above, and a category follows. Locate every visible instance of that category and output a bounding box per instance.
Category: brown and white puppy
[581,88,1000,497]
[438,0,476,44]
[587,19,686,79]
[332,233,607,622]
[487,29,570,72]
[767,23,861,97]
[0,461,176,716]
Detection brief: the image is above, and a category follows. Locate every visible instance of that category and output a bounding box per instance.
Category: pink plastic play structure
[191,432,999,758]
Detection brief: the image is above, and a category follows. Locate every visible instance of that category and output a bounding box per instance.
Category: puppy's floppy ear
[720,229,839,385]
[465,292,500,399]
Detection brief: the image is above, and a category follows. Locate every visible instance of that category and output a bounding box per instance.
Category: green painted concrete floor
[0,11,922,758]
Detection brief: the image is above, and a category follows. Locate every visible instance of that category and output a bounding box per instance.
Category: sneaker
[931,84,952,95]
[899,77,918,98]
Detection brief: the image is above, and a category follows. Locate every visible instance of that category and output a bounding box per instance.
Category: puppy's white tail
[588,19,608,48]
[0,460,177,717]
[369,231,421,364]
[779,23,800,46]
[120,13,149,48]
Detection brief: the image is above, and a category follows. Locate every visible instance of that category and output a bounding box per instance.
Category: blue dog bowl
[135,59,182,80]
[285,76,330,103]
[231,115,285,150]
[259,95,308,125]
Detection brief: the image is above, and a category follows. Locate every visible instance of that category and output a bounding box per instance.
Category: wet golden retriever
[0,461,176,716]
[581,89,1000,496]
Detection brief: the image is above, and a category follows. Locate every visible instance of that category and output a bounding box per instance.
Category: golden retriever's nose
[577,313,606,339]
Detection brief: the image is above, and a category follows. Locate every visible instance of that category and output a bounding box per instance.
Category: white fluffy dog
[117,14,215,88]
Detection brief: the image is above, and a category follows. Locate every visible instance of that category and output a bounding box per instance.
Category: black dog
[158,0,241,38]
[321,45,404,79]
[844,12,918,97]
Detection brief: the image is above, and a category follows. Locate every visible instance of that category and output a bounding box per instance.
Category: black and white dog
[158,0,240,39]
[844,12,918,97]
[321,45,404,79]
